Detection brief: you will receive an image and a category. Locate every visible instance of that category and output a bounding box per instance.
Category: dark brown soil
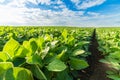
[80,29,112,80]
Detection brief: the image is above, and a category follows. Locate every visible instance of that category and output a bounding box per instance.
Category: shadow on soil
[79,29,111,80]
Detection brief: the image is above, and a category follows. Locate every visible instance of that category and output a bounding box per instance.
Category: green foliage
[0,52,9,62]
[0,62,33,80]
[26,54,43,67]
[97,28,120,80]
[46,59,67,72]
[28,65,47,80]
[70,57,89,70]
[3,38,20,58]
[72,49,85,56]
[0,27,93,80]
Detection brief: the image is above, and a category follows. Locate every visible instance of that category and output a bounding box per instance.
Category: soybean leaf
[14,67,34,80]
[29,38,38,54]
[47,59,67,72]
[4,67,34,80]
[67,36,74,45]
[0,62,13,71]
[23,38,38,56]
[107,74,120,80]
[26,54,43,67]
[5,68,15,80]
[0,52,9,62]
[71,49,85,56]
[15,46,28,58]
[23,41,32,56]
[0,62,14,80]
[70,57,89,70]
[29,65,47,80]
[62,29,68,41]
[37,37,45,50]
[56,70,73,80]
[57,47,67,61]
[3,38,20,58]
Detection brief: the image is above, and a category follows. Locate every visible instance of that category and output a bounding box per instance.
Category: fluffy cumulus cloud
[71,0,106,9]
[0,0,85,26]
[0,0,5,3]
[0,0,119,27]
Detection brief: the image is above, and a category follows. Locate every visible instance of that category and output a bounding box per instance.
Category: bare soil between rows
[79,29,112,80]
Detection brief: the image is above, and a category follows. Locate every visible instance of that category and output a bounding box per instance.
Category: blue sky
[0,0,120,27]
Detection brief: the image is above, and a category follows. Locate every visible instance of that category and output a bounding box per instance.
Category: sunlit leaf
[70,57,89,70]
[47,59,67,72]
[3,38,20,58]
[26,54,43,67]
[72,49,85,56]
[0,52,9,62]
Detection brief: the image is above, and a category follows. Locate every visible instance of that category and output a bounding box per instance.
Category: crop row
[0,27,93,80]
[97,28,120,80]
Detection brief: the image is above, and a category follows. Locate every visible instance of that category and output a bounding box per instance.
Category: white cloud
[71,0,80,4]
[0,0,120,27]
[0,5,27,25]
[37,0,51,5]
[87,12,100,16]
[35,0,63,5]
[0,0,84,26]
[71,0,106,9]
[22,8,85,26]
[0,0,5,3]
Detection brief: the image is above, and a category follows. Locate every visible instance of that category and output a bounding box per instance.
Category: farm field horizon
[0,0,120,80]
[0,26,120,80]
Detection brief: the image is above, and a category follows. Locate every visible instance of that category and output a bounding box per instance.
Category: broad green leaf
[57,48,67,61]
[71,49,85,56]
[23,39,38,56]
[15,46,28,58]
[7,67,34,80]
[62,29,68,41]
[14,67,34,80]
[0,62,13,70]
[5,68,15,80]
[47,59,67,72]
[29,38,38,54]
[0,52,9,62]
[67,36,74,44]
[0,62,13,80]
[75,41,89,47]
[26,55,43,67]
[109,47,120,52]
[70,57,89,70]
[37,37,45,50]
[29,65,47,80]
[23,41,32,56]
[107,74,120,80]
[3,38,20,58]
[109,52,120,59]
[56,70,73,80]
[44,53,56,64]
